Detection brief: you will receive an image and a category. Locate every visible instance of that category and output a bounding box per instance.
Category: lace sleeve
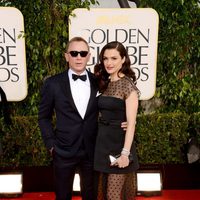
[123,77,140,99]
[103,76,140,100]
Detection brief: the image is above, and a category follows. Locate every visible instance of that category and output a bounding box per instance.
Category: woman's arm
[123,90,138,152]
[114,90,138,168]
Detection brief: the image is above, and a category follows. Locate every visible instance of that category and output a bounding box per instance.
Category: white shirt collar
[68,68,87,79]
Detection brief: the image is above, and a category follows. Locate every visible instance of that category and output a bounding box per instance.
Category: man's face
[65,41,90,74]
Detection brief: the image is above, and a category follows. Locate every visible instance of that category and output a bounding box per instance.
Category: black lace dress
[94,76,139,200]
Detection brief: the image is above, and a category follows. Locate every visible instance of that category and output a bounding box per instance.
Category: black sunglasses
[68,51,89,57]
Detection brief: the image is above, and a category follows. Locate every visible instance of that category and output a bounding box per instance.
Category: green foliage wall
[0,0,98,115]
[1,113,199,167]
[0,0,199,115]
[139,0,200,113]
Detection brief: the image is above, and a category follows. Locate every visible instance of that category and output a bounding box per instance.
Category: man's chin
[72,67,86,74]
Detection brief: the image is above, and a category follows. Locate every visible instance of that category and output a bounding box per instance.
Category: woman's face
[103,48,125,76]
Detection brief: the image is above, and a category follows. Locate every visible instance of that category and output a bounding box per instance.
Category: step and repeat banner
[0,7,27,102]
[69,8,159,100]
[0,7,158,101]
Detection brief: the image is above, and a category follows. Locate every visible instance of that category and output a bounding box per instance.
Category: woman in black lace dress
[94,41,140,200]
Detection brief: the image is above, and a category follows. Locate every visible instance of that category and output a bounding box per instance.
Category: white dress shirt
[68,69,90,119]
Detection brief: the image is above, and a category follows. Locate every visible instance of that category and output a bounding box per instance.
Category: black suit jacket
[38,69,99,161]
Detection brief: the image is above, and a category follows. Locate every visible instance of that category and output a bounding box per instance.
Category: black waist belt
[99,118,122,126]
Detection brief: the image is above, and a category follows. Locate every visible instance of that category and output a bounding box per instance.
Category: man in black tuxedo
[38,37,99,200]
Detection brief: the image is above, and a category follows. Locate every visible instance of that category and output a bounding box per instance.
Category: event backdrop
[0,7,27,102]
[69,8,159,100]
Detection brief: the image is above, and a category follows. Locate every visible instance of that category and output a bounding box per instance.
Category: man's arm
[38,79,55,151]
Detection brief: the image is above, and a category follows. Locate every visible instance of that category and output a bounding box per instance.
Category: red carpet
[1,190,200,200]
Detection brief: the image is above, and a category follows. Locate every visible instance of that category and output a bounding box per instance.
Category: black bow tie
[72,74,87,81]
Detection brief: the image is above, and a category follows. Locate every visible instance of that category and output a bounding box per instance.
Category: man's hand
[121,121,127,131]
[49,147,54,156]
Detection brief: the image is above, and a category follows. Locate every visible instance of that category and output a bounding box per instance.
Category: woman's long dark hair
[94,41,137,92]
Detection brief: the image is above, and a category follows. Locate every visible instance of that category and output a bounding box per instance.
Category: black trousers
[53,152,97,200]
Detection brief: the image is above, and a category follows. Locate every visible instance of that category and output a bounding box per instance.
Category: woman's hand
[116,154,129,168]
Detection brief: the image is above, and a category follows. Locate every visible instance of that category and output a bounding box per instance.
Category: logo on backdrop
[0,7,27,101]
[69,8,159,100]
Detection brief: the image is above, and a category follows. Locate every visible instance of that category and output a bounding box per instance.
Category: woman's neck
[110,73,124,82]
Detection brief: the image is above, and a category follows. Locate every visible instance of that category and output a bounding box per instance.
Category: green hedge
[188,112,200,143]
[136,113,189,164]
[1,112,199,167]
[0,116,51,167]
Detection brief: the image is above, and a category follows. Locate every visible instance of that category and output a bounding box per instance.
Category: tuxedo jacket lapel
[84,71,98,119]
[59,70,80,115]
